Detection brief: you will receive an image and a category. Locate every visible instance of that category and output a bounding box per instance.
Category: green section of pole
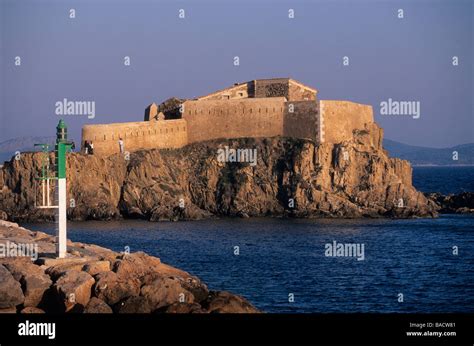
[55,120,72,179]
[57,143,67,179]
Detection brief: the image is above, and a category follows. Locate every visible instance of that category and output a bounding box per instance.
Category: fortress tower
[81,78,374,156]
[144,103,158,121]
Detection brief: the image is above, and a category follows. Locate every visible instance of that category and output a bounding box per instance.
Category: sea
[23,167,474,313]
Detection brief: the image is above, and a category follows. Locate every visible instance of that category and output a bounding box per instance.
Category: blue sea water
[412,166,474,194]
[22,167,474,313]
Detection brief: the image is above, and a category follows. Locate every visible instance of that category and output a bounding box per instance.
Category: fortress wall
[183,98,286,143]
[320,100,374,143]
[288,82,316,101]
[81,119,188,156]
[283,101,319,141]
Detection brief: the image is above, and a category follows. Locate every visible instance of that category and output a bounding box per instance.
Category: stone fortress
[81,78,374,156]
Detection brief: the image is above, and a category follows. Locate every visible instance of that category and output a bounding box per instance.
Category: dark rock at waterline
[425,192,474,214]
[201,291,261,313]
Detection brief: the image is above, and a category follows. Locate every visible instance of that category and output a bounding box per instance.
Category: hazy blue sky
[1,0,472,148]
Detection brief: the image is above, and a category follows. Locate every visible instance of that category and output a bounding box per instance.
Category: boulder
[0,265,24,308]
[36,256,91,267]
[2,257,53,307]
[84,297,113,313]
[114,296,153,313]
[202,291,260,313]
[0,307,17,313]
[1,256,44,281]
[54,270,95,312]
[179,277,209,303]
[112,252,161,284]
[0,220,19,228]
[20,307,45,313]
[45,259,93,281]
[160,302,206,314]
[140,277,194,310]
[20,273,52,307]
[93,271,140,306]
[82,261,111,276]
[0,210,8,220]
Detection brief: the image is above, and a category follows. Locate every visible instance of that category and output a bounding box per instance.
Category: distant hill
[383,139,474,166]
[0,136,56,163]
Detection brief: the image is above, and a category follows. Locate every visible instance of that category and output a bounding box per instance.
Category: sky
[0,0,473,148]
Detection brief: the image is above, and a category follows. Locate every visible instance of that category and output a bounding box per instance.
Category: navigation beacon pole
[55,120,73,258]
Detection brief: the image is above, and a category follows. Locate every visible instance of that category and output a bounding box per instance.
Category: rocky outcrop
[0,124,438,221]
[0,220,259,313]
[426,192,474,214]
[0,264,24,309]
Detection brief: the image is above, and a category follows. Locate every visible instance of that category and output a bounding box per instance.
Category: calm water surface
[24,215,474,313]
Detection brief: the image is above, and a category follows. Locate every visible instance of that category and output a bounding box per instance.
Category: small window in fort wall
[171,128,173,133]
[104,135,106,140]
[166,129,168,133]
[160,129,162,134]
[154,129,156,134]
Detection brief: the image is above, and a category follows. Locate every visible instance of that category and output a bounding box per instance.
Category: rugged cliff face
[0,123,438,221]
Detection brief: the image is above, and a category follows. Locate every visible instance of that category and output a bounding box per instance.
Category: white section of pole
[42,180,46,206]
[57,178,67,258]
[46,178,50,206]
